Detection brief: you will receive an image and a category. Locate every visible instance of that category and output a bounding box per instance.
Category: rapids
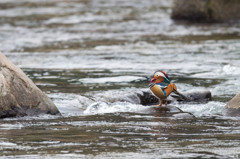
[0,0,240,158]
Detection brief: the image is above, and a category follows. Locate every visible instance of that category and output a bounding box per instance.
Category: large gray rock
[0,53,60,118]
[224,93,240,116]
[171,0,240,22]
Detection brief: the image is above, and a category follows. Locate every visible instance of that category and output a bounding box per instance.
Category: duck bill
[149,78,156,84]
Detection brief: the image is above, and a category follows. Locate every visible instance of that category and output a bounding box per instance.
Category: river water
[1,0,240,158]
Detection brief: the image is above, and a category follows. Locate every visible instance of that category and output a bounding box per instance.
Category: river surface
[1,0,240,158]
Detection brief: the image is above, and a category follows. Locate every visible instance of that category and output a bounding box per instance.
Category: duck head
[150,71,170,84]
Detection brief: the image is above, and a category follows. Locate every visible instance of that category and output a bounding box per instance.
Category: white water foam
[48,91,226,117]
[176,101,226,117]
[49,93,148,116]
[83,101,147,115]
[49,93,95,116]
[79,76,146,84]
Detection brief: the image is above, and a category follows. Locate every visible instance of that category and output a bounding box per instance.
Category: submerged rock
[172,112,195,119]
[0,53,60,118]
[224,93,240,117]
[171,0,240,22]
[146,105,195,119]
[153,105,183,114]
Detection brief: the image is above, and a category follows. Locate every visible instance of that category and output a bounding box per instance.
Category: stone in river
[224,92,240,117]
[146,105,195,119]
[0,52,60,118]
[171,0,240,22]
[136,90,211,106]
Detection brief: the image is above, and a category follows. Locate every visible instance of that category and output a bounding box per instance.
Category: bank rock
[0,52,60,118]
[224,92,240,117]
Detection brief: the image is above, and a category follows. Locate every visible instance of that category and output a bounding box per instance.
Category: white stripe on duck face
[155,72,170,82]
[154,72,166,78]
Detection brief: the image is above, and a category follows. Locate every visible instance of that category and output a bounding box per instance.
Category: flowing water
[1,0,240,158]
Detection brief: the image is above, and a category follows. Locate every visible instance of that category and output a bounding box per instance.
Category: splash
[48,92,226,117]
[176,101,225,117]
[83,101,147,115]
[79,76,146,84]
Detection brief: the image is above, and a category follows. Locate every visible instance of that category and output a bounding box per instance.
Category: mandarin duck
[149,71,177,106]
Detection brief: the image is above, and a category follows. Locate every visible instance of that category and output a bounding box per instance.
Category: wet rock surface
[0,53,60,118]
[145,105,195,119]
[171,0,240,22]
[136,90,212,106]
[224,92,240,116]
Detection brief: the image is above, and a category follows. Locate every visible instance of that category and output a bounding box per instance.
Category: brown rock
[0,52,60,118]
[224,93,240,116]
[171,0,240,22]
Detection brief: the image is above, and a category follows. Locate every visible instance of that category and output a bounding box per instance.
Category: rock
[137,90,211,106]
[171,0,240,22]
[224,92,240,116]
[137,91,159,105]
[0,53,60,118]
[179,90,212,103]
[153,105,183,114]
[172,112,195,119]
[144,105,195,119]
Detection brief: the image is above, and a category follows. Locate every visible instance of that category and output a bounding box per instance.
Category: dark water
[1,0,240,158]
[1,114,240,158]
